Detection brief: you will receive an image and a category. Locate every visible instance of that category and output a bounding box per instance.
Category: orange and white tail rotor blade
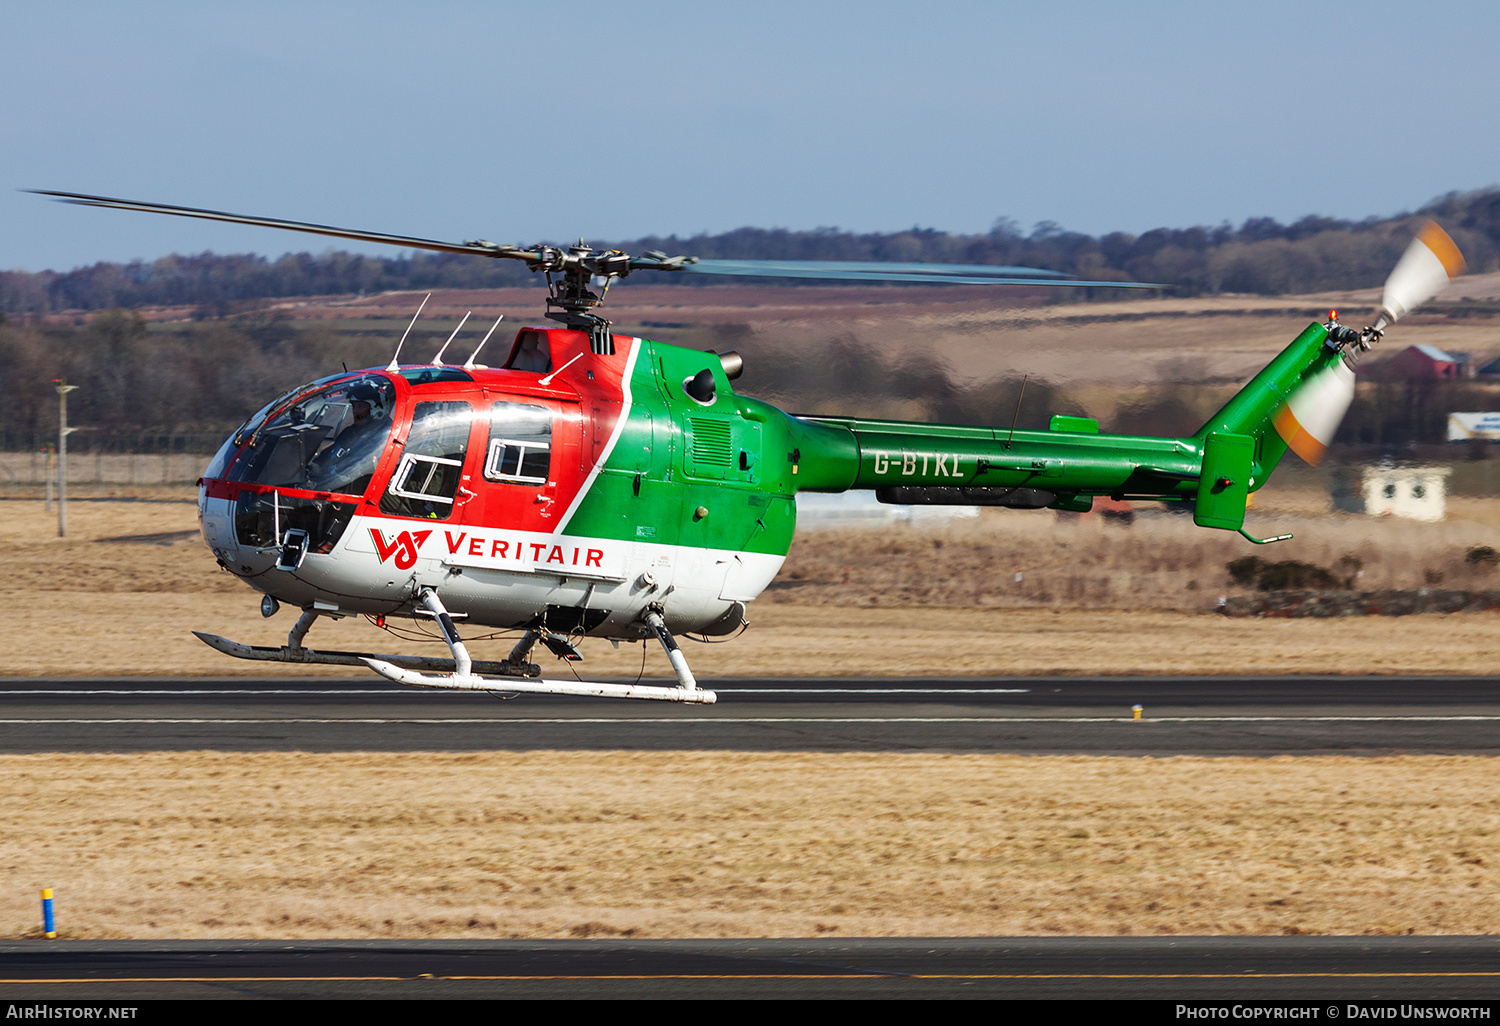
[1272,358,1356,466]
[1376,221,1466,329]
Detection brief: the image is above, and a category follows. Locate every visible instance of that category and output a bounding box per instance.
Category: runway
[3,674,1500,754]
[5,937,1500,1000]
[8,678,1500,1000]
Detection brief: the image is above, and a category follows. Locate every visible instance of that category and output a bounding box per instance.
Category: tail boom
[787,321,1344,538]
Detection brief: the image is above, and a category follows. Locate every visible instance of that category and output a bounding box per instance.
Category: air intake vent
[690,418,733,467]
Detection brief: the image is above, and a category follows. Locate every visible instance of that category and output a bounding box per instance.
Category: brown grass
[5,499,1500,677]
[780,494,1500,611]
[4,751,1499,939]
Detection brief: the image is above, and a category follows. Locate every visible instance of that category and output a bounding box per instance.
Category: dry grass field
[0,493,1496,678]
[5,289,1500,941]
[5,751,1500,940]
[3,496,1500,677]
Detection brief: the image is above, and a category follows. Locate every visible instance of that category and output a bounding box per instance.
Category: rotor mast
[539,240,619,353]
[454,233,685,354]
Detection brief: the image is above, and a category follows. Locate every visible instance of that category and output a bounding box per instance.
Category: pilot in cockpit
[304,381,388,491]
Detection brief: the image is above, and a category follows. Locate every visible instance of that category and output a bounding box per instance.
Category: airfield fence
[0,432,221,487]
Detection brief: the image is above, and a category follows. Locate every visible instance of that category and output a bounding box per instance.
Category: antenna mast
[431,311,471,365]
[463,315,504,370]
[1004,375,1028,450]
[387,293,431,371]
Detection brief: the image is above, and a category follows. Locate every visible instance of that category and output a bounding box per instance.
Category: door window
[484,401,552,486]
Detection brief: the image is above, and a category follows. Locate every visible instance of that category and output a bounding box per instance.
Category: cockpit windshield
[226,374,397,496]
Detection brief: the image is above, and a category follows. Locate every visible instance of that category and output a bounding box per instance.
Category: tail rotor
[1273,221,1465,466]
[1373,221,1467,332]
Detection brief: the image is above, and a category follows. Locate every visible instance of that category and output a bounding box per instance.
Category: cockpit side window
[227,374,396,497]
[484,402,552,486]
[380,400,473,520]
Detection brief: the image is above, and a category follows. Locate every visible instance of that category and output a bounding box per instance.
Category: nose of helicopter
[198,426,241,560]
[197,486,236,559]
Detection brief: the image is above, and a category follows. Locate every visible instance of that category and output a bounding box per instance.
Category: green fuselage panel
[561,340,805,556]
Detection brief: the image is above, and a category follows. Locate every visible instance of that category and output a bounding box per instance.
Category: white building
[1330,465,1451,522]
[795,490,980,529]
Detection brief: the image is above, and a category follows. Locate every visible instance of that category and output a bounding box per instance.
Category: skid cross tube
[643,609,698,692]
[419,589,472,678]
[287,609,318,651]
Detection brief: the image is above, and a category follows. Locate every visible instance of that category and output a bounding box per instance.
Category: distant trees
[0,305,1492,449]
[0,250,543,317]
[6,189,1500,316]
[0,312,404,439]
[6,189,1500,444]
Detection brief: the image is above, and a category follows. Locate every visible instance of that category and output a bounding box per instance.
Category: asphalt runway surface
[4,937,1500,1000]
[10,675,1500,1000]
[4,674,1500,754]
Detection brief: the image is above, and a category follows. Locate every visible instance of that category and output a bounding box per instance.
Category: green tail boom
[784,321,1338,540]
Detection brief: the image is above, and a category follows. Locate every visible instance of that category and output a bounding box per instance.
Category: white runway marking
[6,715,1500,725]
[722,688,1032,694]
[0,688,1032,695]
[0,690,401,696]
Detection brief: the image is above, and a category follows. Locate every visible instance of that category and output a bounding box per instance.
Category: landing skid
[359,658,716,703]
[192,631,539,678]
[196,593,717,705]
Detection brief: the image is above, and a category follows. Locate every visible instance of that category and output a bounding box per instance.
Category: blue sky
[4,0,1497,271]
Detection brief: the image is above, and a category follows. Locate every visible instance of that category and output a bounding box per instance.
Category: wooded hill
[4,189,1499,315]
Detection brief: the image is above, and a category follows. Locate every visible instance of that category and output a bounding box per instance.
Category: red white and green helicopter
[35,192,1467,704]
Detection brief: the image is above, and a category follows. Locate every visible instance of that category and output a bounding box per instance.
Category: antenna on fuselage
[431,311,471,365]
[538,352,583,386]
[387,293,431,372]
[463,315,504,370]
[1004,374,1028,450]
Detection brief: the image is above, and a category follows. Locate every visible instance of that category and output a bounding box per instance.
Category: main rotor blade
[29,190,526,260]
[678,258,1166,288]
[691,259,1075,280]
[33,190,1169,289]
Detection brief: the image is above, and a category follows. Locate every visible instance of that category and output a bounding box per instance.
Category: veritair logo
[369,528,433,570]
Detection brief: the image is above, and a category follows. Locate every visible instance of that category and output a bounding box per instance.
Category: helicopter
[33,192,1466,704]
